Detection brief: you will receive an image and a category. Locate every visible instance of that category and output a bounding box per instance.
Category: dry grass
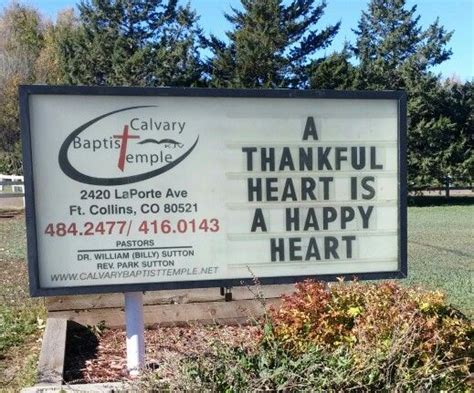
[0,215,45,390]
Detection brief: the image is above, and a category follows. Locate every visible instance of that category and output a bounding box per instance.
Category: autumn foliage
[267,280,473,388]
[185,280,472,391]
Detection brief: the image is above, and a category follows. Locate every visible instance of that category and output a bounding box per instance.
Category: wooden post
[37,318,68,385]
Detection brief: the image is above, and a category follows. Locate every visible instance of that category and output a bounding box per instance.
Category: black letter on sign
[247,178,262,201]
[342,235,356,258]
[325,237,339,259]
[370,146,383,169]
[289,237,303,261]
[251,208,267,232]
[286,208,300,231]
[302,116,318,140]
[350,177,357,200]
[242,147,257,171]
[362,176,375,200]
[271,238,285,262]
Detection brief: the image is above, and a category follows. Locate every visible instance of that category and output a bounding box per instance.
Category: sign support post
[124,291,145,376]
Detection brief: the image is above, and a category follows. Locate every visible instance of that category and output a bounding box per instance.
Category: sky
[2,0,473,81]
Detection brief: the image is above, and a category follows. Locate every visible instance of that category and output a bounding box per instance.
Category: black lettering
[303,208,319,230]
[261,148,275,171]
[341,207,355,229]
[306,237,321,260]
[271,238,285,262]
[279,147,295,171]
[351,177,357,200]
[320,177,333,200]
[370,146,383,169]
[358,206,374,228]
[282,178,297,201]
[362,176,375,200]
[286,208,300,231]
[299,147,313,170]
[301,177,316,201]
[130,118,139,130]
[302,116,318,140]
[325,237,339,259]
[318,147,332,170]
[335,147,348,170]
[242,147,257,171]
[248,178,262,201]
[251,208,267,232]
[342,236,356,258]
[266,178,279,201]
[289,238,302,261]
[351,147,366,169]
[323,207,337,230]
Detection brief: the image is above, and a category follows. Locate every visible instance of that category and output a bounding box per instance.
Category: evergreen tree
[351,0,464,187]
[309,45,355,89]
[206,0,340,88]
[437,80,473,185]
[352,0,452,90]
[60,0,204,87]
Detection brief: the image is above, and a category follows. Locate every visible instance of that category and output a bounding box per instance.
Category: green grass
[407,205,473,317]
[0,214,26,260]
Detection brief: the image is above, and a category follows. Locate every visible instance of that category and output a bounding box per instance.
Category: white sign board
[20,87,407,296]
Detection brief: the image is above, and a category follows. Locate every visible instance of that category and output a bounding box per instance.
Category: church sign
[20,86,407,296]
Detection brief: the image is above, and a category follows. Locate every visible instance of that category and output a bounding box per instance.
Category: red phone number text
[43,219,220,237]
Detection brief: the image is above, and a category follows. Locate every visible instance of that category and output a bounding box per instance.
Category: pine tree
[206,0,340,88]
[60,0,204,87]
[309,45,355,89]
[351,0,462,187]
[437,80,473,186]
[352,0,452,90]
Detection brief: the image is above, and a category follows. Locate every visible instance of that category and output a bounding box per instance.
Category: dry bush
[176,280,472,391]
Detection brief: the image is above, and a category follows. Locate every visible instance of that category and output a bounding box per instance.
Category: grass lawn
[407,205,473,317]
[0,205,472,389]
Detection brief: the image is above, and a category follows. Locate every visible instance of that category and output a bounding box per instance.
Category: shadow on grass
[63,321,99,384]
[408,195,474,207]
[409,240,474,259]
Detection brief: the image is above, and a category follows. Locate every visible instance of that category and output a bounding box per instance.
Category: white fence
[0,173,25,208]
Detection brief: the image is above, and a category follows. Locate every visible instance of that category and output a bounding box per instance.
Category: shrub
[181,280,473,391]
[0,304,40,354]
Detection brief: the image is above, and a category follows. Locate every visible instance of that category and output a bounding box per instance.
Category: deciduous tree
[0,3,44,173]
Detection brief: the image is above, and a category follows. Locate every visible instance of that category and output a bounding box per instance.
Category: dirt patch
[0,332,42,390]
[64,324,261,384]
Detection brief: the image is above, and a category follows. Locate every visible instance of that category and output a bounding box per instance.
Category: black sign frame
[20,85,407,297]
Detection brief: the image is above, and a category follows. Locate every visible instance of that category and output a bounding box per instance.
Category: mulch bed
[64,324,261,384]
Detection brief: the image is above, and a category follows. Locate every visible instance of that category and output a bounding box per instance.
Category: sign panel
[20,86,407,296]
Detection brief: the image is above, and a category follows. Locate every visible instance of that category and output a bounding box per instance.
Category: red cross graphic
[113,125,140,171]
